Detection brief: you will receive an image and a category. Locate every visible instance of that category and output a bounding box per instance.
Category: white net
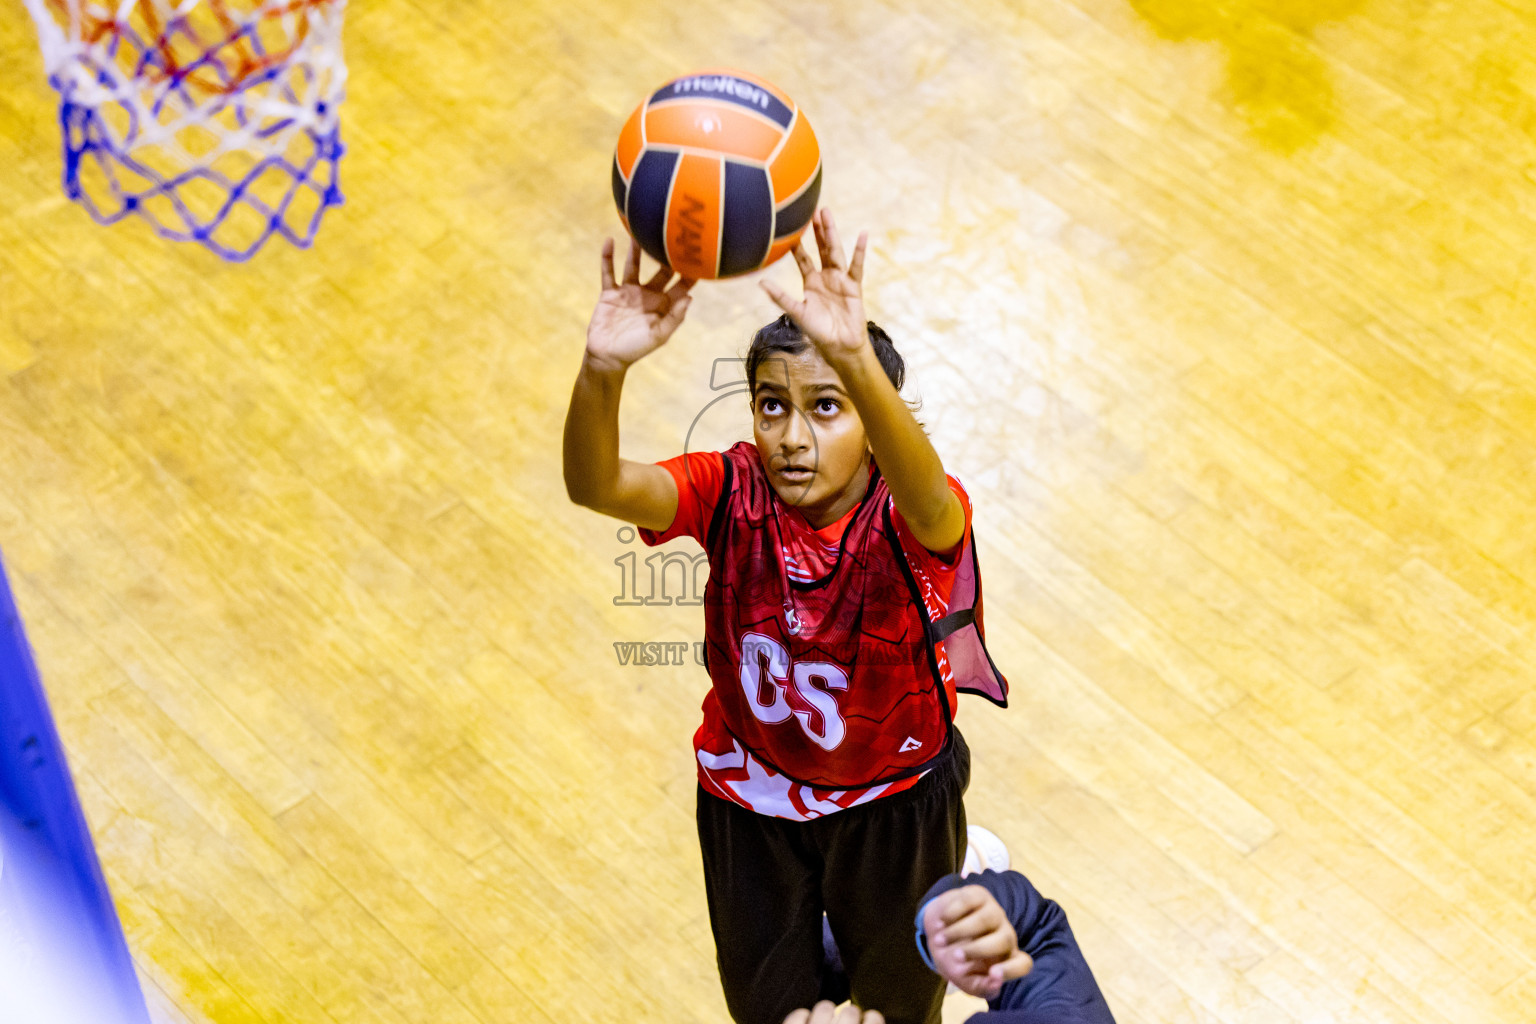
[20,0,349,260]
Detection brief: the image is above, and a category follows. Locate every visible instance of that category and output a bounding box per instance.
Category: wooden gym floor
[4,1,1536,1021]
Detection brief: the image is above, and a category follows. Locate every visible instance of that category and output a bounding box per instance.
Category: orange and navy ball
[611,69,822,280]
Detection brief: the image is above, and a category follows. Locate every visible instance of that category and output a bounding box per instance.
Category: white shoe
[962,825,1010,877]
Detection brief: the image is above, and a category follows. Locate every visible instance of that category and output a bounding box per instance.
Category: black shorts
[696,729,970,1024]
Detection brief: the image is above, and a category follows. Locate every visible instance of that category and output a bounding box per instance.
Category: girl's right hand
[585,237,696,372]
[924,885,1034,999]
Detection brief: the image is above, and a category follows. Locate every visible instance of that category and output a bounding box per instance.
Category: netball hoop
[20,0,348,261]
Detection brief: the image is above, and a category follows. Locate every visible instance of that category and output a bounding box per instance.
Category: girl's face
[751,346,872,527]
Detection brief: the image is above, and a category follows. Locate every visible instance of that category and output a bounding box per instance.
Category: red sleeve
[891,475,974,572]
[638,451,727,546]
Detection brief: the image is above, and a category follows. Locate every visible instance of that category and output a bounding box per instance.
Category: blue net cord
[57,94,345,261]
[40,3,347,261]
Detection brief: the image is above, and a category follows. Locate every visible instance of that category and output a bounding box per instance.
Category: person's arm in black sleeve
[914,869,1117,1024]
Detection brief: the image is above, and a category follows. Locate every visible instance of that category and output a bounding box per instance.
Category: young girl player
[563,209,1009,1024]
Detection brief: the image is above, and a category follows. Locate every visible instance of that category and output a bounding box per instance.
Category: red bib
[698,442,1008,790]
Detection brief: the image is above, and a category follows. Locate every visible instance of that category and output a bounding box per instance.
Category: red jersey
[641,442,1008,820]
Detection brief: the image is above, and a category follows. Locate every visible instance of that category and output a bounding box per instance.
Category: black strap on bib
[930,608,975,642]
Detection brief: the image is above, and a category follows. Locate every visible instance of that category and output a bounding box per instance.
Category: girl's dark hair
[745,314,906,395]
[744,314,925,433]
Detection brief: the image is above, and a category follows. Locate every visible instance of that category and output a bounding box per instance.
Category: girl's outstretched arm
[762,209,964,553]
[564,238,695,530]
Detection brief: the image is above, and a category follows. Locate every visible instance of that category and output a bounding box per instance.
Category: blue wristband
[913,896,943,972]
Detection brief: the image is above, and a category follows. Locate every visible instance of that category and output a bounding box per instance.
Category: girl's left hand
[781,1000,885,1024]
[761,208,870,361]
